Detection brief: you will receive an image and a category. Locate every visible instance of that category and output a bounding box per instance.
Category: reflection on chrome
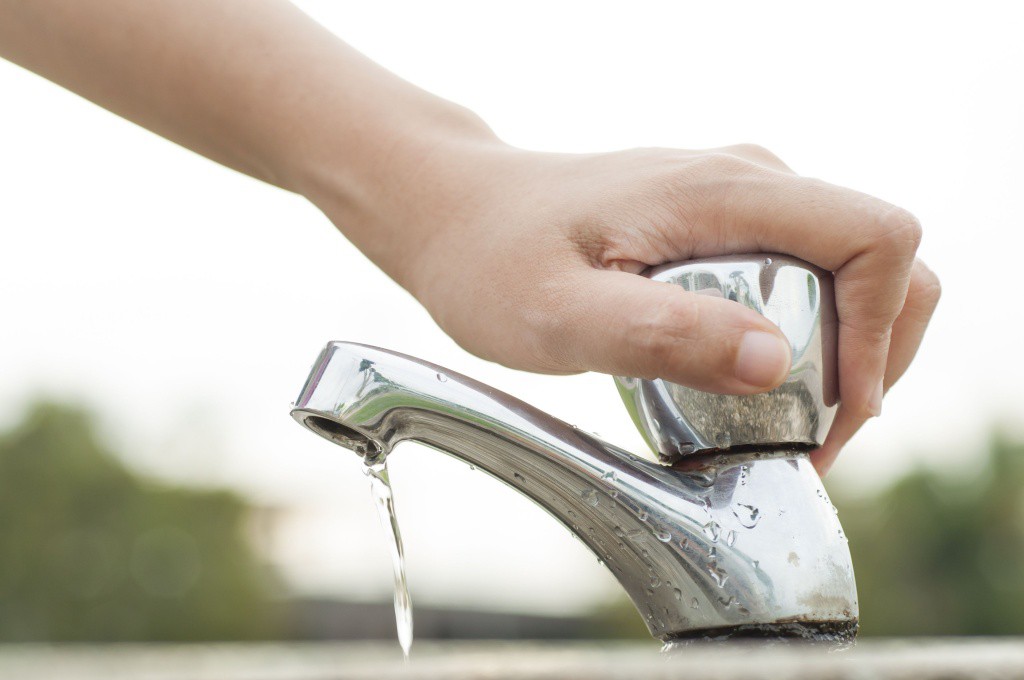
[291,256,857,642]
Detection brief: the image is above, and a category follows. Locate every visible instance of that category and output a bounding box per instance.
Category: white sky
[1,1,1022,615]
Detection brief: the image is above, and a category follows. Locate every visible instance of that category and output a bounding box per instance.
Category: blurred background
[0,0,1022,642]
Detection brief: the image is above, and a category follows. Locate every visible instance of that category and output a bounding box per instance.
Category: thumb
[551,269,791,394]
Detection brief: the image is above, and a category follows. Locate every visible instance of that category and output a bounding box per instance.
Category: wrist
[295,98,509,293]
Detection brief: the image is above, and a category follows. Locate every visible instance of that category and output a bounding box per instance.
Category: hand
[0,0,938,473]
[377,143,940,474]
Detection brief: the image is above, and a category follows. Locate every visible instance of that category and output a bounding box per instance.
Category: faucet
[290,254,858,643]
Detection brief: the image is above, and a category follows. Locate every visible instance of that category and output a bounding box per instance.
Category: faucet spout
[292,342,858,641]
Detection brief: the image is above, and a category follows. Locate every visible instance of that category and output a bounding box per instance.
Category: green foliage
[836,431,1024,636]
[0,402,283,641]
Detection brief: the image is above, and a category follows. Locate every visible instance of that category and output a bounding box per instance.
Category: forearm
[0,0,499,287]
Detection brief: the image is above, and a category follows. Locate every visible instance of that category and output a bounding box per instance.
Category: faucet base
[663,620,858,647]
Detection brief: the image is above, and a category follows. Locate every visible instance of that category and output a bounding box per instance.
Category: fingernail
[868,379,884,417]
[735,331,791,389]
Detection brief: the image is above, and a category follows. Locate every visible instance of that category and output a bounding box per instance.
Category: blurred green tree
[0,402,282,641]
[837,431,1024,636]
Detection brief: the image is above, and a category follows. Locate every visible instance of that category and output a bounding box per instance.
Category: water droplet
[513,472,525,483]
[581,488,600,507]
[609,489,619,499]
[676,441,696,455]
[567,509,577,519]
[638,511,649,521]
[468,464,476,471]
[733,504,761,528]
[690,598,700,609]
[646,588,654,596]
[597,558,604,567]
[715,431,732,449]
[641,549,650,559]
[673,588,683,601]
[655,530,672,542]
[709,547,717,559]
[614,526,626,538]
[718,595,737,608]
[626,528,644,541]
[707,562,729,587]
[738,605,751,616]
[602,470,617,481]
[679,537,689,549]
[752,560,760,570]
[764,257,773,266]
[649,576,661,588]
[435,372,447,382]
[702,520,722,542]
[725,530,736,547]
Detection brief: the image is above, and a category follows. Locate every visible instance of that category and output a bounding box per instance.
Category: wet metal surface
[291,343,857,640]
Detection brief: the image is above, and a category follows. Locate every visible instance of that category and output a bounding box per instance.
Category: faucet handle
[615,254,839,463]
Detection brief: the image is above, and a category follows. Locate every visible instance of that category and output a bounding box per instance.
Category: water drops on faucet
[707,561,729,588]
[676,441,696,456]
[702,520,722,542]
[292,325,859,645]
[733,503,761,528]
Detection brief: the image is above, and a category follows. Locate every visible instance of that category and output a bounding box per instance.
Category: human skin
[0,0,939,474]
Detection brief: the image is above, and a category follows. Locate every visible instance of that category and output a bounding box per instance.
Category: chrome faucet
[290,254,858,643]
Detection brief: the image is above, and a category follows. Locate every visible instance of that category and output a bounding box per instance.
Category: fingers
[665,156,922,420]
[542,268,792,394]
[811,259,941,475]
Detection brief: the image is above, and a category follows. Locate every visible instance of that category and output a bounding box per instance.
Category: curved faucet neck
[292,342,858,641]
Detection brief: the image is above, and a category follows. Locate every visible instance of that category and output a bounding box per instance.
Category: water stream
[363,459,413,659]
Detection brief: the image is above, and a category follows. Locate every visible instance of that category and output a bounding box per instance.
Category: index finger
[670,158,922,418]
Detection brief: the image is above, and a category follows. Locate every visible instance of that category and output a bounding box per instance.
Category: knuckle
[913,262,942,311]
[692,151,759,178]
[722,143,786,168]
[874,206,923,255]
[631,293,701,377]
